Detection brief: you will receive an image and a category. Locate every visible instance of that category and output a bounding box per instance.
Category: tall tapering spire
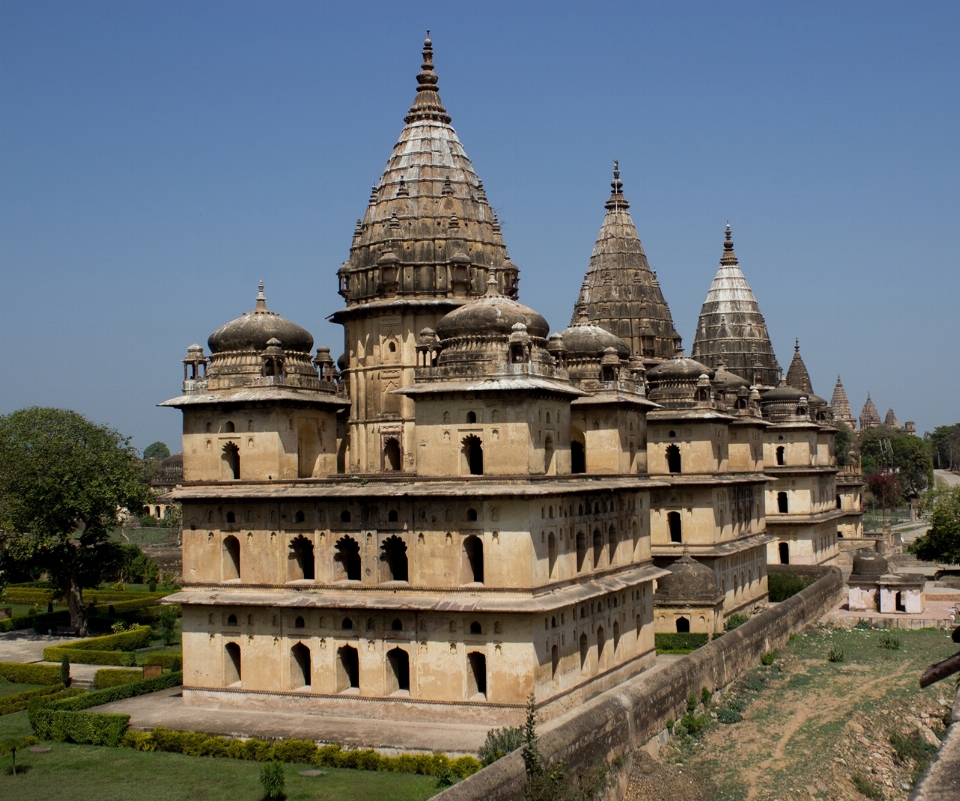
[830,376,856,428]
[784,338,813,395]
[573,164,681,362]
[860,394,881,430]
[691,224,780,386]
[404,31,452,124]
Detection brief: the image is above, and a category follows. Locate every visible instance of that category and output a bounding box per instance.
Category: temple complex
[161,35,862,730]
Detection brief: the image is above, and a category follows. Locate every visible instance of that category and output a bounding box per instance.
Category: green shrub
[0,683,67,715]
[121,730,156,751]
[0,661,62,685]
[450,755,482,778]
[701,687,712,706]
[42,647,137,666]
[53,624,153,652]
[768,572,815,602]
[744,674,767,692]
[654,633,709,653]
[725,613,750,631]
[727,697,747,713]
[272,738,318,763]
[29,701,131,746]
[44,671,182,712]
[890,728,939,781]
[851,773,885,800]
[260,760,286,801]
[717,706,743,724]
[94,668,144,689]
[143,653,182,668]
[828,645,845,662]
[476,712,525,767]
[171,657,182,672]
[761,650,777,666]
[0,609,72,633]
[680,712,709,736]
[879,632,901,650]
[686,693,698,713]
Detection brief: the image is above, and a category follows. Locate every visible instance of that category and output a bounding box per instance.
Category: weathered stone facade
[160,35,861,732]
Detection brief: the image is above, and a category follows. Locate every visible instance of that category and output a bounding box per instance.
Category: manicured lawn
[0,712,441,800]
[0,677,41,698]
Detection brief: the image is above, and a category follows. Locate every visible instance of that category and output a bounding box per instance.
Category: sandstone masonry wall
[437,566,843,801]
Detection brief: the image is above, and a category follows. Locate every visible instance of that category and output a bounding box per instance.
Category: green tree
[142,441,170,461]
[928,424,960,471]
[834,421,854,467]
[0,408,152,632]
[859,426,932,501]
[910,486,960,564]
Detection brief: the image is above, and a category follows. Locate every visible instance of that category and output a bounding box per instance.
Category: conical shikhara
[691,224,781,387]
[157,34,867,742]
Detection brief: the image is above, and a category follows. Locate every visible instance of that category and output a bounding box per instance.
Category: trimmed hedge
[1,588,168,606]
[769,572,817,603]
[654,633,710,653]
[143,653,182,668]
[122,728,482,778]
[42,648,137,666]
[0,610,71,634]
[94,669,144,689]
[57,625,153,652]
[0,662,63,685]
[97,597,172,616]
[0,684,68,715]
[28,671,183,746]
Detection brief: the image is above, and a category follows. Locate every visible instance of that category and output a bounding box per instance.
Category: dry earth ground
[627,627,957,801]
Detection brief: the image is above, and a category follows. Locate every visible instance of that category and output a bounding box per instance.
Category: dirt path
[629,627,956,801]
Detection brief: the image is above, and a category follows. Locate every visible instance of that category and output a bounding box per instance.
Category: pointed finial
[397,176,409,197]
[794,337,800,353]
[721,222,738,265]
[405,32,451,124]
[389,211,401,230]
[442,175,453,196]
[369,185,378,204]
[255,281,267,312]
[353,219,363,237]
[448,213,459,229]
[605,160,629,211]
[485,274,499,296]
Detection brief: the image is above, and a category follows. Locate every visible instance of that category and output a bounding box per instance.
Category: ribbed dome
[850,552,889,579]
[208,283,313,355]
[436,281,549,341]
[655,554,721,602]
[713,361,750,390]
[647,356,715,382]
[557,322,630,359]
[762,385,806,401]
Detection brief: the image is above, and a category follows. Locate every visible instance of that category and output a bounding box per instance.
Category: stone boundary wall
[437,566,843,801]
[909,672,960,800]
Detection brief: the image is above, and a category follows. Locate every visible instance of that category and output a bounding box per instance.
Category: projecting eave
[766,509,848,526]
[646,409,737,423]
[395,377,585,398]
[652,532,774,559]
[654,473,771,486]
[168,475,671,501]
[329,298,465,324]
[164,565,669,614]
[159,389,349,410]
[729,417,772,428]
[763,465,839,476]
[570,392,660,410]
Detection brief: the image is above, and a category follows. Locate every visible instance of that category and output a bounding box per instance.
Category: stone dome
[850,552,890,580]
[647,356,715,382]
[655,554,721,602]
[556,322,630,359]
[436,279,549,341]
[208,283,314,355]
[713,363,750,390]
[762,385,806,402]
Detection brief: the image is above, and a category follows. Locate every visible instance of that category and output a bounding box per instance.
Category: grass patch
[768,572,816,602]
[0,677,42,699]
[0,737,440,800]
[851,773,885,800]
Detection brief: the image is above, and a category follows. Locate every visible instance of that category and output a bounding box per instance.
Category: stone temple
[162,37,863,729]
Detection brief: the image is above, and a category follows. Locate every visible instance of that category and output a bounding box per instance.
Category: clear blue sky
[2,1,958,451]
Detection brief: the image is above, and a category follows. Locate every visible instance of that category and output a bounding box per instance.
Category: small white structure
[847,552,925,615]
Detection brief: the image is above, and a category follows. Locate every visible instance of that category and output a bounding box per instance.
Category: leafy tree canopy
[143,441,171,461]
[0,407,152,630]
[927,424,960,471]
[859,425,932,500]
[834,422,854,467]
[910,486,960,565]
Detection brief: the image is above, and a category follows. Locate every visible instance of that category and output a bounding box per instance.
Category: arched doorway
[386,647,410,693]
[290,642,311,688]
